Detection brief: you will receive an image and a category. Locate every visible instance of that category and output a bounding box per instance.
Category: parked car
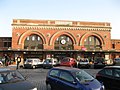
[24,58,43,69]
[0,60,3,66]
[94,57,106,68]
[46,67,104,90]
[43,58,59,69]
[60,57,77,67]
[78,58,91,68]
[0,68,37,90]
[96,66,120,90]
[113,58,120,65]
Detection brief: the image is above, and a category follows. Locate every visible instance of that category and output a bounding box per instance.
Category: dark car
[78,58,91,68]
[0,68,37,90]
[60,57,77,67]
[43,58,59,69]
[46,67,105,90]
[96,66,120,90]
[94,57,106,68]
[113,58,120,65]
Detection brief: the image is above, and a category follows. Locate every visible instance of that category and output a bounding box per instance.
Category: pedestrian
[4,54,9,66]
[16,55,21,69]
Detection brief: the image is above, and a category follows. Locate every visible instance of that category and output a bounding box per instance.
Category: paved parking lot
[17,68,101,90]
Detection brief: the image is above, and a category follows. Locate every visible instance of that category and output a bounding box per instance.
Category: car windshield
[0,70,25,84]
[44,59,52,63]
[94,57,105,62]
[26,59,32,62]
[115,58,120,61]
[80,59,89,62]
[74,70,94,83]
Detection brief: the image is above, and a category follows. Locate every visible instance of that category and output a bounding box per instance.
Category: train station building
[1,19,120,64]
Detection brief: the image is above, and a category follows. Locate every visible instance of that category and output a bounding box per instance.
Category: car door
[48,69,60,90]
[57,71,77,90]
[113,68,120,89]
[99,68,114,89]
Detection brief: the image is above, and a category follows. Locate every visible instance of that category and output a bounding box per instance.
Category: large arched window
[24,34,43,49]
[84,36,102,50]
[54,35,74,50]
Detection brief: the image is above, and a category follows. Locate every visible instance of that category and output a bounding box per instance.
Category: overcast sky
[0,0,120,39]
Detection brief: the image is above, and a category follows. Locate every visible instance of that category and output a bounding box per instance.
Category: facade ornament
[46,33,50,37]
[76,34,80,37]
[16,32,20,36]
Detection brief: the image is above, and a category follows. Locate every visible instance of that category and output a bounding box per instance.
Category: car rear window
[104,69,113,76]
[94,57,105,62]
[49,70,59,77]
[115,58,120,61]
[59,71,74,82]
[26,59,32,62]
[44,59,52,63]
[61,58,70,62]
[114,69,120,77]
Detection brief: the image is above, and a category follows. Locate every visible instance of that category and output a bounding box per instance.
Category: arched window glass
[54,35,74,50]
[38,37,40,41]
[27,36,29,40]
[24,34,43,49]
[32,36,35,41]
[84,36,102,50]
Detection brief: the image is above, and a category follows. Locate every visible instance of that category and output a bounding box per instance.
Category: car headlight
[102,85,105,90]
[31,87,37,90]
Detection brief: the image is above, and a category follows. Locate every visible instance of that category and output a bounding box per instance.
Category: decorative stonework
[16,32,20,36]
[12,26,111,31]
[76,34,80,37]
[46,33,50,37]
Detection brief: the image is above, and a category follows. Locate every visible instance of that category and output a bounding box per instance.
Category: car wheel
[46,84,52,90]
[32,65,36,69]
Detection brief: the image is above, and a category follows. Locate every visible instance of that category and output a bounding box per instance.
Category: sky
[0,0,120,39]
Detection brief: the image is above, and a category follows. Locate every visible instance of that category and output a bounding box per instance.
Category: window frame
[113,69,120,78]
[49,69,60,78]
[59,70,75,83]
[104,68,113,76]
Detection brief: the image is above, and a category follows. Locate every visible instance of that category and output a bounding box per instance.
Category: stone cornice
[12,25,111,31]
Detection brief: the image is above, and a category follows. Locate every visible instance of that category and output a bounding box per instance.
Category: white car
[0,61,3,66]
[24,58,43,69]
[78,58,90,68]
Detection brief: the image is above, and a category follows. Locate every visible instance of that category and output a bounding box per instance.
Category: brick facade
[12,19,111,51]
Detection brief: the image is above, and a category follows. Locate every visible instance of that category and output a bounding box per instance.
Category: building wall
[111,39,120,58]
[111,39,120,51]
[0,37,12,50]
[12,19,112,51]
